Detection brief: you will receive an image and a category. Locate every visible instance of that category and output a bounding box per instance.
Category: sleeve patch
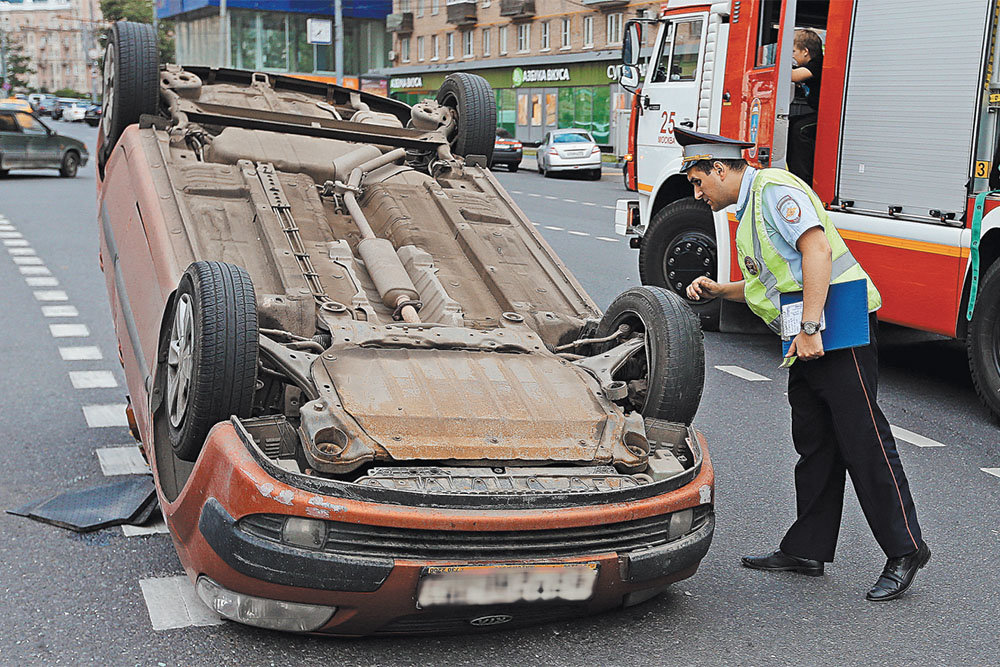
[777,195,801,224]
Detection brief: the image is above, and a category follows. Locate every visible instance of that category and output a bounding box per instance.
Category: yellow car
[0,98,34,113]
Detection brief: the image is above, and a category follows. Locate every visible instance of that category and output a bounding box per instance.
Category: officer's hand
[686,276,720,301]
[786,331,825,361]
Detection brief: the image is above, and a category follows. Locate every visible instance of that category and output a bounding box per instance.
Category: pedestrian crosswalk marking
[18,265,50,275]
[715,365,771,382]
[3,239,29,246]
[26,276,59,287]
[139,576,224,631]
[33,290,68,301]
[12,256,43,265]
[97,446,149,475]
[42,305,78,317]
[123,520,170,537]
[981,468,1000,479]
[8,247,35,256]
[890,426,945,448]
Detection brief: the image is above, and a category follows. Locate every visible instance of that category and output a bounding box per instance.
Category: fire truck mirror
[623,21,641,67]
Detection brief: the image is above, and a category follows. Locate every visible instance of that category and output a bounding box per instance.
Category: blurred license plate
[417,563,598,607]
[568,151,587,157]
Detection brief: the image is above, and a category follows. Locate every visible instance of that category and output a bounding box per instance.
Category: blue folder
[780,278,870,356]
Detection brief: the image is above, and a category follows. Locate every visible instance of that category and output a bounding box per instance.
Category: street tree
[2,34,35,93]
[99,0,175,63]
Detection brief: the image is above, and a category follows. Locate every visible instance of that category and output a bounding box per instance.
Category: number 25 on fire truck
[614,0,1000,420]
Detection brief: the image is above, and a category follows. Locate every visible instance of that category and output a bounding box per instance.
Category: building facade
[383,0,656,145]
[0,0,103,96]
[157,0,392,92]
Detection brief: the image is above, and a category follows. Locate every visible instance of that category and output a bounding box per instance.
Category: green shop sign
[511,66,572,87]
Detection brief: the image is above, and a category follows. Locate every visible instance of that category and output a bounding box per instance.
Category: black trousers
[779,314,923,562]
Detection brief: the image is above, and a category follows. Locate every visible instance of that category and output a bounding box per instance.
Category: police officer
[677,128,929,602]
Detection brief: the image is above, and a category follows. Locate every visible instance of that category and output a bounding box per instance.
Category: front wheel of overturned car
[638,198,720,331]
[435,72,497,164]
[596,286,705,424]
[99,20,159,175]
[967,260,1000,421]
[165,261,259,462]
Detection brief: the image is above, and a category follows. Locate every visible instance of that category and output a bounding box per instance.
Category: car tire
[166,261,259,462]
[86,118,100,127]
[59,151,79,178]
[638,197,721,331]
[99,21,159,174]
[967,260,1000,420]
[435,73,496,165]
[596,286,704,424]
[0,169,8,178]
[590,168,602,181]
[509,163,518,172]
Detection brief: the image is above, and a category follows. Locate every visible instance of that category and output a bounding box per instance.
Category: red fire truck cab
[616,0,1000,419]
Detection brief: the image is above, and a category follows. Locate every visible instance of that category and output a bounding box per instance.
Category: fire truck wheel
[967,260,1000,419]
[435,73,497,165]
[596,286,705,425]
[99,21,159,175]
[638,198,720,331]
[165,261,259,462]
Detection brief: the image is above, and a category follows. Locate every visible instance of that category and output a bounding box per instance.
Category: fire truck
[614,0,1000,419]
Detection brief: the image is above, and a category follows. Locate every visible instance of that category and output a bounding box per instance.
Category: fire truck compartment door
[636,13,708,178]
[836,0,992,218]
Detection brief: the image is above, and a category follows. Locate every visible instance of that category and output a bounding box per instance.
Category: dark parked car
[492,128,522,171]
[36,96,59,116]
[0,109,89,177]
[85,104,102,127]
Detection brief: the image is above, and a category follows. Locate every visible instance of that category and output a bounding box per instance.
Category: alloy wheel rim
[167,293,194,428]
[101,44,115,137]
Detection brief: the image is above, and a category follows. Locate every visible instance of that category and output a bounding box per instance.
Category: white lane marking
[602,205,615,210]
[60,345,103,360]
[33,290,68,301]
[42,305,78,317]
[596,236,619,243]
[544,195,558,200]
[528,193,542,197]
[82,404,129,427]
[582,202,597,206]
[0,231,23,238]
[890,426,945,448]
[531,222,540,226]
[563,199,578,203]
[13,256,43,265]
[26,276,59,287]
[510,190,523,194]
[3,239,29,246]
[568,230,590,237]
[8,247,35,256]
[19,265,50,275]
[544,225,565,231]
[97,446,150,475]
[50,323,90,338]
[715,365,771,382]
[123,520,170,537]
[70,370,119,389]
[139,576,224,631]
[981,468,1000,479]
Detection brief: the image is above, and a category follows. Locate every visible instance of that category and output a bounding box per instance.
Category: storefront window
[497,88,516,135]
[545,92,557,126]
[558,88,574,128]
[231,11,257,69]
[574,87,593,133]
[517,93,529,126]
[261,13,288,70]
[591,86,610,143]
[289,15,314,73]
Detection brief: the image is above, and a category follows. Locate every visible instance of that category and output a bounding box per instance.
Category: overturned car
[96,21,714,635]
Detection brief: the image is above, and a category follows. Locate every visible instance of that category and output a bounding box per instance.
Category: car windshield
[553,133,592,144]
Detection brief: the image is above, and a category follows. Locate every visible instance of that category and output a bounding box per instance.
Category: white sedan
[536,129,603,180]
[61,102,89,122]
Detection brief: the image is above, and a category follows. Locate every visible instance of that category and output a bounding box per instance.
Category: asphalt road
[2,124,999,666]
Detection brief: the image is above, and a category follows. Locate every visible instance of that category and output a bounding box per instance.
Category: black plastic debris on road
[7,476,158,532]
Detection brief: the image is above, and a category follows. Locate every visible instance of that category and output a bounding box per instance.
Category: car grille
[239,506,711,560]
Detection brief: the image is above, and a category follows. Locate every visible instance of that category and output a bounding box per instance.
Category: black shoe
[741,550,824,576]
[866,541,931,602]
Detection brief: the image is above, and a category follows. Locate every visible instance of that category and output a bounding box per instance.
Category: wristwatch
[801,321,821,335]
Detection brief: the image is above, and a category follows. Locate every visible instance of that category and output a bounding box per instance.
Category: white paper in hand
[780,301,825,339]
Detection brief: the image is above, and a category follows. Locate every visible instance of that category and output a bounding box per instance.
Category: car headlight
[282,516,328,549]
[668,509,694,539]
[196,576,336,632]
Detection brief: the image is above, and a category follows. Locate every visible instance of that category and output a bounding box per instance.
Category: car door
[0,112,27,168]
[15,112,54,168]
[635,12,708,182]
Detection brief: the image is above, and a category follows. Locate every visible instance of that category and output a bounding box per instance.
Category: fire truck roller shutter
[836,0,991,218]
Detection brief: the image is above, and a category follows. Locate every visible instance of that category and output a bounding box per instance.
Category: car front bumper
[161,421,715,636]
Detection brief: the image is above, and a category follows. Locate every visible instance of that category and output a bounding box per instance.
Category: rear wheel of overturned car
[59,151,79,178]
[596,286,705,424]
[99,21,159,174]
[639,198,721,331]
[435,72,497,164]
[165,261,259,462]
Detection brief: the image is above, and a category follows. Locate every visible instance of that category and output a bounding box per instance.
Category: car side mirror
[622,21,641,67]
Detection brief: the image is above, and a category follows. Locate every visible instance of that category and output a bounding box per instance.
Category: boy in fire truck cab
[788,28,824,184]
[676,127,930,602]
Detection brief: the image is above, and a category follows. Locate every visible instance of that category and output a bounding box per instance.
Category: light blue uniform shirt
[734,167,822,283]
